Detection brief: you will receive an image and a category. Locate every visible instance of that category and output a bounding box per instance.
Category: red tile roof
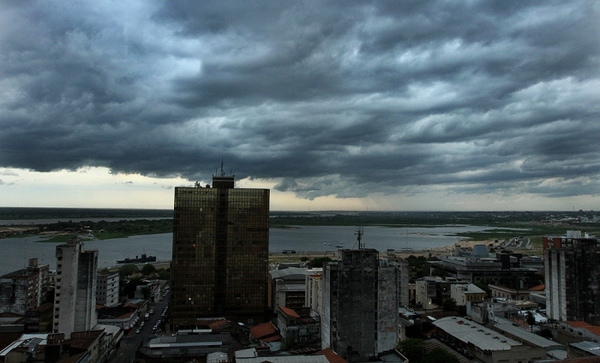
[567,321,592,328]
[529,284,545,291]
[250,322,278,340]
[318,348,348,363]
[585,326,600,337]
[279,306,300,318]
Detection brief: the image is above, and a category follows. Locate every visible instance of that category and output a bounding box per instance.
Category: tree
[423,348,459,363]
[442,298,457,311]
[122,277,142,298]
[157,269,171,280]
[141,286,151,300]
[119,264,139,279]
[308,256,332,268]
[141,263,157,276]
[397,338,425,363]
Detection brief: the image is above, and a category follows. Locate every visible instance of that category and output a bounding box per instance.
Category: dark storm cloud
[1,0,600,202]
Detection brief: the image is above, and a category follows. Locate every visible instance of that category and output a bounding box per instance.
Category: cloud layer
[1,1,600,204]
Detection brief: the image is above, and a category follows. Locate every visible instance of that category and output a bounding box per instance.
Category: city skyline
[2,2,600,211]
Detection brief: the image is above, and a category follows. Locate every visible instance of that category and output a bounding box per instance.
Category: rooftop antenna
[220,156,225,177]
[355,226,364,249]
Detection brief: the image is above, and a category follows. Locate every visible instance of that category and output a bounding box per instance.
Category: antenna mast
[355,226,364,249]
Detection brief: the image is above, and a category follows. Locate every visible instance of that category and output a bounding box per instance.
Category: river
[0,225,497,275]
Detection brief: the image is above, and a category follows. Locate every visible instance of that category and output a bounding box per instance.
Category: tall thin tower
[53,239,98,337]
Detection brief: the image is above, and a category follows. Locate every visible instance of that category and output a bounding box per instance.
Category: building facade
[53,239,98,336]
[171,173,270,326]
[96,271,119,307]
[0,258,50,315]
[321,249,399,362]
[545,230,600,324]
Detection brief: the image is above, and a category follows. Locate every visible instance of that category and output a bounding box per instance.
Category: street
[107,293,170,363]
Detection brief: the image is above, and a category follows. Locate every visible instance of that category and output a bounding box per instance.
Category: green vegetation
[40,234,78,242]
[34,219,173,242]
[443,298,458,312]
[0,207,172,220]
[423,348,459,363]
[6,209,600,250]
[308,256,333,268]
[406,255,439,282]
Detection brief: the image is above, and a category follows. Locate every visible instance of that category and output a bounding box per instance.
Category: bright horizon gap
[0,206,592,213]
[0,167,595,212]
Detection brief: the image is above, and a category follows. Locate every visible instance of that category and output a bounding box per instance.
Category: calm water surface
[0,225,497,275]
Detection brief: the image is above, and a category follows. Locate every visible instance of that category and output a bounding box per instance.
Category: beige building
[451,283,486,306]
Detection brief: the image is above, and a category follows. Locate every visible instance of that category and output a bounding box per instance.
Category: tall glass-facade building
[171,174,270,327]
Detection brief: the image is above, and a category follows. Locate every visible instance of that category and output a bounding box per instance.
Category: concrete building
[268,267,322,313]
[450,283,486,307]
[431,252,541,290]
[305,273,323,315]
[53,239,98,337]
[385,252,410,307]
[544,230,600,324]
[96,271,119,307]
[489,284,532,301]
[170,170,270,326]
[415,276,468,309]
[276,306,320,346]
[321,249,399,362]
[0,259,50,315]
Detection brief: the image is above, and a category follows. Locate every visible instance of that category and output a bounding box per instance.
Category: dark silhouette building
[321,248,399,362]
[545,230,600,325]
[170,170,270,327]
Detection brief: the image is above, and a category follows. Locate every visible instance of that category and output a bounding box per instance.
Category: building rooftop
[570,341,600,356]
[279,306,300,319]
[250,322,279,340]
[269,267,322,280]
[493,318,563,349]
[434,317,521,351]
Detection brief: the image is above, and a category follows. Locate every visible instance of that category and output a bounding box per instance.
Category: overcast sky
[1,1,600,211]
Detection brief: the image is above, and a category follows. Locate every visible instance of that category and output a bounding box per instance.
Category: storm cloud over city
[1,1,599,210]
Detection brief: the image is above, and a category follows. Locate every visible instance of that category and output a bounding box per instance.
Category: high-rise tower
[171,169,270,327]
[545,230,600,324]
[53,239,98,337]
[321,248,399,362]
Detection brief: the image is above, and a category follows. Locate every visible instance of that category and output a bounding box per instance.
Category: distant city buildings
[53,239,98,337]
[170,170,270,326]
[545,230,600,325]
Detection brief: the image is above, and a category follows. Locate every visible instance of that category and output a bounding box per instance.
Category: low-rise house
[250,322,281,350]
[96,304,141,331]
[433,316,546,363]
[489,284,532,301]
[276,306,320,347]
[0,330,107,363]
[451,283,486,306]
